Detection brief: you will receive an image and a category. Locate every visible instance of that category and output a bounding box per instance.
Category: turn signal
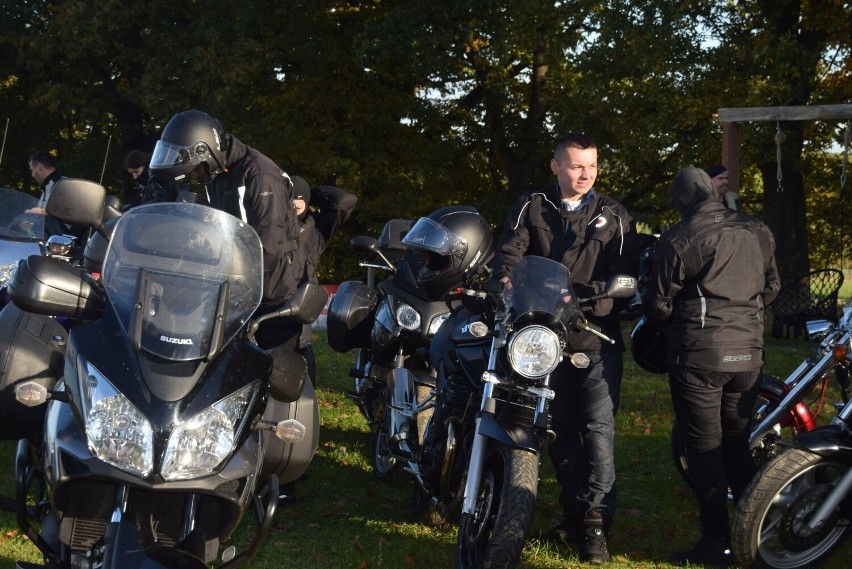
[832,342,850,362]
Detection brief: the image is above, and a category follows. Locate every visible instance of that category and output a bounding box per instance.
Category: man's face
[29,161,48,185]
[127,166,145,180]
[710,172,730,197]
[294,198,307,216]
[550,146,598,200]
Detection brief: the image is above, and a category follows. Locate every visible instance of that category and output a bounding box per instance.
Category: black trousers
[669,366,761,540]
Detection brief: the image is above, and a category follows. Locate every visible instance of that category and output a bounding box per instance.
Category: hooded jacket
[205,135,301,305]
[492,182,639,352]
[643,167,780,371]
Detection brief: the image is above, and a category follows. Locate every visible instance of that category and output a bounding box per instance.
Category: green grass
[1,324,851,568]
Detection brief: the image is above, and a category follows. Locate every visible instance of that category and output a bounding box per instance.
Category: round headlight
[508,325,562,379]
[395,302,421,331]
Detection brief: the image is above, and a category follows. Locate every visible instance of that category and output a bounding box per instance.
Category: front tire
[732,448,852,569]
[455,442,538,569]
[372,420,400,480]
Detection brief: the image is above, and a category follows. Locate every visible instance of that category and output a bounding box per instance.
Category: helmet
[402,206,494,301]
[150,110,227,186]
[630,316,668,374]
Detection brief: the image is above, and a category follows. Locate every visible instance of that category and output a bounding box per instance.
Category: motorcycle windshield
[102,203,263,361]
[503,256,580,330]
[0,187,43,241]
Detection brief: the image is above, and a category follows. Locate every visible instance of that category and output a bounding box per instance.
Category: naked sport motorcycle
[417,256,636,568]
[6,178,326,569]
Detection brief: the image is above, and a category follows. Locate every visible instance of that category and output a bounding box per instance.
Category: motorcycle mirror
[351,235,379,253]
[578,275,638,304]
[351,235,397,273]
[249,282,330,340]
[45,178,106,235]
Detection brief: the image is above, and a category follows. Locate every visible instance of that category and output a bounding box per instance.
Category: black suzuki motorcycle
[6,178,326,569]
[416,255,636,568]
[328,218,449,479]
[731,328,852,568]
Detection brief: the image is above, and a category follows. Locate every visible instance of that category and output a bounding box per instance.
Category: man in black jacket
[150,110,302,348]
[643,167,780,566]
[492,133,639,564]
[281,176,358,381]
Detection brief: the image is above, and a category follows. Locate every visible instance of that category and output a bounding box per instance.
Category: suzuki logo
[160,335,194,345]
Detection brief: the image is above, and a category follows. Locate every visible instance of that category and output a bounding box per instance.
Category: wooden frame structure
[717,103,852,192]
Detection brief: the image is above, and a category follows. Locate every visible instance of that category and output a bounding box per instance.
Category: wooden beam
[718,104,852,123]
[721,122,741,193]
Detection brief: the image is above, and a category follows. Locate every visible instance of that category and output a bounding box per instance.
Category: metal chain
[775,123,786,193]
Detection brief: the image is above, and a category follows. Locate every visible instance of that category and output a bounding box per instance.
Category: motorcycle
[667,300,852,489]
[6,178,327,568]
[328,217,452,479]
[731,320,852,568]
[415,255,636,568]
[0,186,82,307]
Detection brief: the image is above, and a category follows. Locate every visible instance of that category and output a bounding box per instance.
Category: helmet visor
[402,217,467,260]
[150,140,209,184]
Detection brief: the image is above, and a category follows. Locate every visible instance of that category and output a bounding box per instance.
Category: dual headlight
[79,358,256,480]
[507,325,562,379]
[374,297,449,346]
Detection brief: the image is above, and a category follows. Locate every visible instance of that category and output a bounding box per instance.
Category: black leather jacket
[643,168,780,371]
[492,183,639,352]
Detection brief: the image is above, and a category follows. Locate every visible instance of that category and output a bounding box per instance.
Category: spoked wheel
[732,448,852,569]
[455,442,538,569]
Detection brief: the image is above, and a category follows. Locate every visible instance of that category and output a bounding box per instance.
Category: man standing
[642,167,779,565]
[28,151,64,212]
[491,133,639,564]
[287,175,358,383]
[704,164,738,210]
[150,110,302,347]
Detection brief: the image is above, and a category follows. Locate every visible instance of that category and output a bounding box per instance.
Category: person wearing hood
[642,167,780,566]
[149,110,302,345]
[287,175,358,384]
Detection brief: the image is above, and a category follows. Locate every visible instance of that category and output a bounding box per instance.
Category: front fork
[461,336,553,515]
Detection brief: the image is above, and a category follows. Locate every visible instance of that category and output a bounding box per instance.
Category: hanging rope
[842,120,850,191]
[775,122,786,193]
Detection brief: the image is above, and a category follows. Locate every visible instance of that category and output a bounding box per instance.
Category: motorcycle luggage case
[260,379,320,485]
[0,303,67,440]
[327,280,376,352]
[8,255,104,319]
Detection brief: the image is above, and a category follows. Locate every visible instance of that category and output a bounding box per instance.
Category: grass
[1,323,851,568]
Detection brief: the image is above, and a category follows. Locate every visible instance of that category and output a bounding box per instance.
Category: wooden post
[721,121,740,194]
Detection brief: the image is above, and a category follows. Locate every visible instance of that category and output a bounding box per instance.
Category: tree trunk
[760,161,809,284]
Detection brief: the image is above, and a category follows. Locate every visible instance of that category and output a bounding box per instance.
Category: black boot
[579,509,611,564]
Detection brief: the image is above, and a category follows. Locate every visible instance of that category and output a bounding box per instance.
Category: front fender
[476,412,540,453]
[795,424,852,459]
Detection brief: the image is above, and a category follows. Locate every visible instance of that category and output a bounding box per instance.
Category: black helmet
[402,206,494,301]
[150,110,227,186]
[630,316,668,374]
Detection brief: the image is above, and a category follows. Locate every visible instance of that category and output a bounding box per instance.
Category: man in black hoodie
[643,167,780,566]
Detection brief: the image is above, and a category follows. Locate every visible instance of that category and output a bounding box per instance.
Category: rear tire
[455,442,538,569]
[732,448,852,569]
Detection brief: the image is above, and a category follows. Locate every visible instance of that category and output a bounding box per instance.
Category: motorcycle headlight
[161,383,257,481]
[428,312,450,336]
[394,301,421,332]
[373,302,398,347]
[508,325,562,379]
[0,262,17,289]
[80,359,154,478]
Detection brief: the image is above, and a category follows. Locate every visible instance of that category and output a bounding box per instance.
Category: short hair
[28,150,56,168]
[554,133,596,157]
[124,149,151,169]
